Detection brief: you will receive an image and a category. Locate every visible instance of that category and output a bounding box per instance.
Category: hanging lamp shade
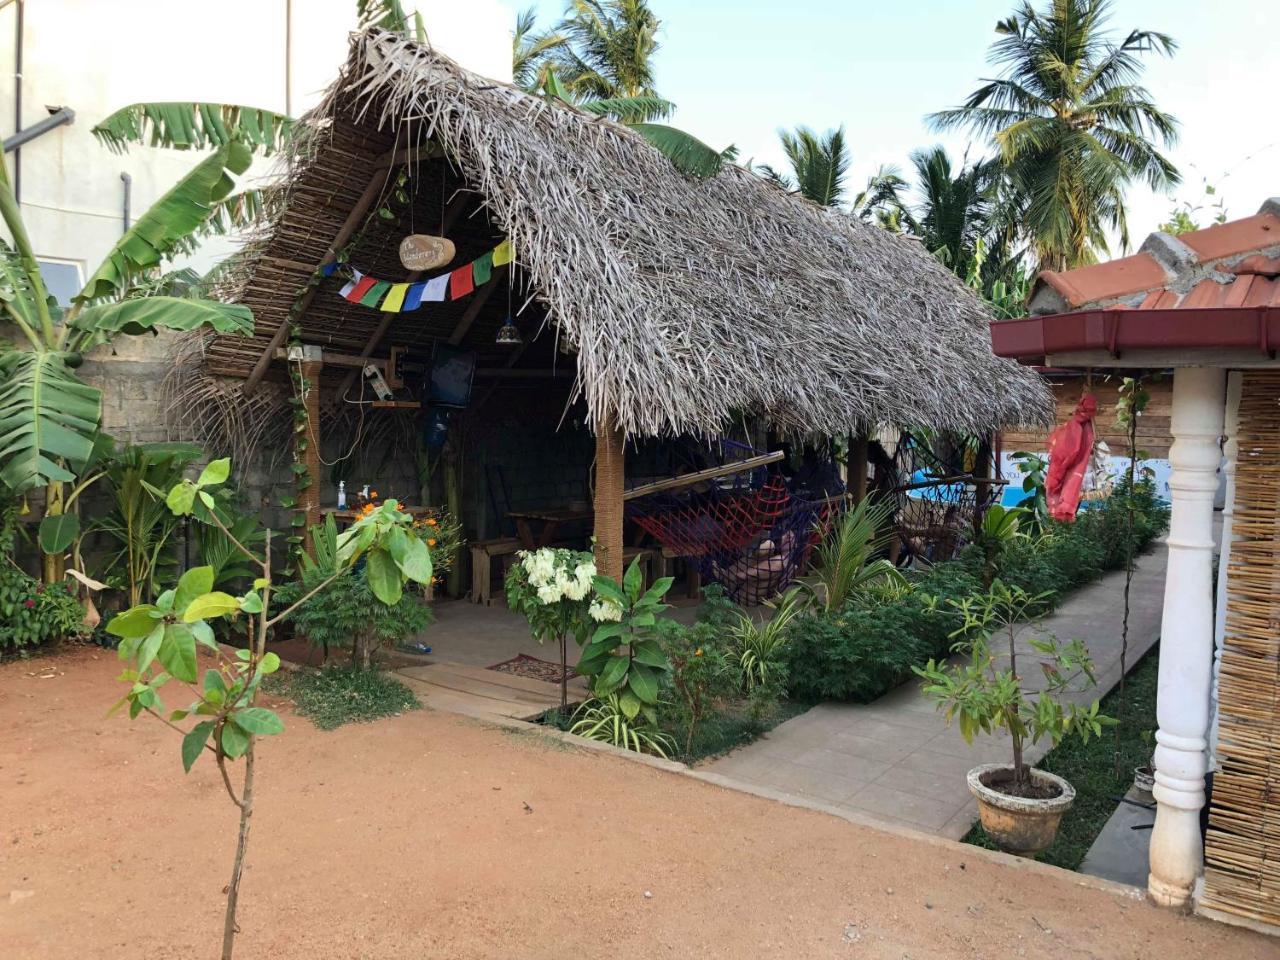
[495,316,522,346]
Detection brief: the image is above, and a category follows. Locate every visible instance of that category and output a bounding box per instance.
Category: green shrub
[654,617,735,754]
[1,502,85,653]
[276,570,433,667]
[784,482,1168,704]
[280,665,421,730]
[784,563,979,702]
[276,515,434,667]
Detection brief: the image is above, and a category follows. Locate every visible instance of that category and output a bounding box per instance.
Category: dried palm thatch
[210,29,1050,440]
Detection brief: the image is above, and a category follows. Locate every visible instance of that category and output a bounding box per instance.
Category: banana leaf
[78,140,252,301]
[92,103,294,155]
[0,350,101,492]
[627,123,737,179]
[71,297,253,341]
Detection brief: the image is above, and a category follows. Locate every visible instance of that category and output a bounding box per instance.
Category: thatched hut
[181,29,1048,582]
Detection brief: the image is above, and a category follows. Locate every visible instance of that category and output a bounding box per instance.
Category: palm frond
[579,94,674,123]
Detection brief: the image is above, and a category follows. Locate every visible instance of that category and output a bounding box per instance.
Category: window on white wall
[37,258,84,308]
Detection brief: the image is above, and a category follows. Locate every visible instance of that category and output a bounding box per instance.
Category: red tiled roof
[994,200,1280,363]
[1029,201,1280,313]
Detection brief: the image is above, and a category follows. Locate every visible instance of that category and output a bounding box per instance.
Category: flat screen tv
[427,343,476,408]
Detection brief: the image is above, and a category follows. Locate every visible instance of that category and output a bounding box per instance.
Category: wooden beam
[622,451,785,502]
[328,190,476,407]
[373,143,442,169]
[295,346,324,555]
[243,167,389,393]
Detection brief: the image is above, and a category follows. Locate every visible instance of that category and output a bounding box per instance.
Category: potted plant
[914,580,1112,856]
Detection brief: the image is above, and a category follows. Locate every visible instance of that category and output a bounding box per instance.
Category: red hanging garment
[1045,394,1097,522]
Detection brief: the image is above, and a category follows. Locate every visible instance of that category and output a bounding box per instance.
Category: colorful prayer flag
[471,252,493,286]
[449,263,475,300]
[423,275,449,301]
[343,273,375,303]
[403,282,427,311]
[321,261,339,277]
[381,283,409,312]
[360,280,391,308]
[492,239,513,266]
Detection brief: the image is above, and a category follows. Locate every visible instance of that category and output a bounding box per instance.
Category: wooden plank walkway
[395,662,588,721]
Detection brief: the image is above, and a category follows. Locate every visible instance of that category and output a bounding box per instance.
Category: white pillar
[1148,366,1225,909]
[1208,371,1241,769]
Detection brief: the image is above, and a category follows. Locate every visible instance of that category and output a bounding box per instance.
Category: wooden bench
[469,537,522,606]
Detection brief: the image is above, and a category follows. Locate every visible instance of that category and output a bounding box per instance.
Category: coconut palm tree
[522,2,735,179]
[930,0,1180,270]
[553,0,661,107]
[776,126,850,208]
[513,8,568,92]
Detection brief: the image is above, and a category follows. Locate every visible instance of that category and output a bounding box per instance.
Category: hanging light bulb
[495,316,522,346]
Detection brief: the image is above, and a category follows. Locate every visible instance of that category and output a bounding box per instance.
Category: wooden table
[324,505,436,525]
[507,506,594,549]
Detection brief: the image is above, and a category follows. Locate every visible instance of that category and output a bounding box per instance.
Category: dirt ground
[3,648,1272,960]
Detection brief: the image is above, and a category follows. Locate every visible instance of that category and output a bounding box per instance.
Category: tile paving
[703,543,1168,838]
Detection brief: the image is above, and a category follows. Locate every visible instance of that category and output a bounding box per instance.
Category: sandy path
[1,648,1270,959]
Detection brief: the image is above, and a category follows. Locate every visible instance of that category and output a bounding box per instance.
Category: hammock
[628,474,840,605]
[889,433,1005,563]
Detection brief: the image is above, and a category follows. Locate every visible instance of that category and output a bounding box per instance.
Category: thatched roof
[213,29,1049,438]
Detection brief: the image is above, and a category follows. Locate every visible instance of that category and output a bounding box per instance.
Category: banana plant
[0,101,295,580]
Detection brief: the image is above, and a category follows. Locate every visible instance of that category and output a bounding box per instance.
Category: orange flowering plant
[411,509,463,577]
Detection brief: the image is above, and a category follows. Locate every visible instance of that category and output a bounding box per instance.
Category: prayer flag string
[320,240,511,314]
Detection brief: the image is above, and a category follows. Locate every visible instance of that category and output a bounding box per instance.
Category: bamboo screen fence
[1200,370,1280,932]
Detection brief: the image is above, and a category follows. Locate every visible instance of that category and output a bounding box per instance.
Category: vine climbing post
[294,345,324,556]
[1113,374,1149,777]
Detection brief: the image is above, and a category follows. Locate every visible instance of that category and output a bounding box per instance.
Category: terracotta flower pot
[967,762,1075,857]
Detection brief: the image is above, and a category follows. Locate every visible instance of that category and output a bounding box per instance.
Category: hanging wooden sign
[399,234,456,271]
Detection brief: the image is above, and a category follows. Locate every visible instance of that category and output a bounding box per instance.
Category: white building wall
[0,0,512,282]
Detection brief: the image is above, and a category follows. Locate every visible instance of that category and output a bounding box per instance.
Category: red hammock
[628,476,836,604]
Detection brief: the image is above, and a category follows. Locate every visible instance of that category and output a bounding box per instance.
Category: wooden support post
[592,415,626,581]
[296,346,324,556]
[444,445,463,598]
[848,434,869,502]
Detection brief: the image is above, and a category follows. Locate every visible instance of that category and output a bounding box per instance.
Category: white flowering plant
[505,547,598,710]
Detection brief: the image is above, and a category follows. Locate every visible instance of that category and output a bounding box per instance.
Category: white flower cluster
[521,549,597,606]
[588,597,623,623]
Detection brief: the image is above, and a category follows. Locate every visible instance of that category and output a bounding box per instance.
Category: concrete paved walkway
[704,544,1167,838]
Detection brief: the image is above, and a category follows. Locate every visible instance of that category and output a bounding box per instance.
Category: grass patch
[963,647,1159,870]
[275,665,422,731]
[667,699,811,764]
[535,698,811,765]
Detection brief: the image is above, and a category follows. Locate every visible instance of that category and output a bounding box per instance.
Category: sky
[499,0,1278,253]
